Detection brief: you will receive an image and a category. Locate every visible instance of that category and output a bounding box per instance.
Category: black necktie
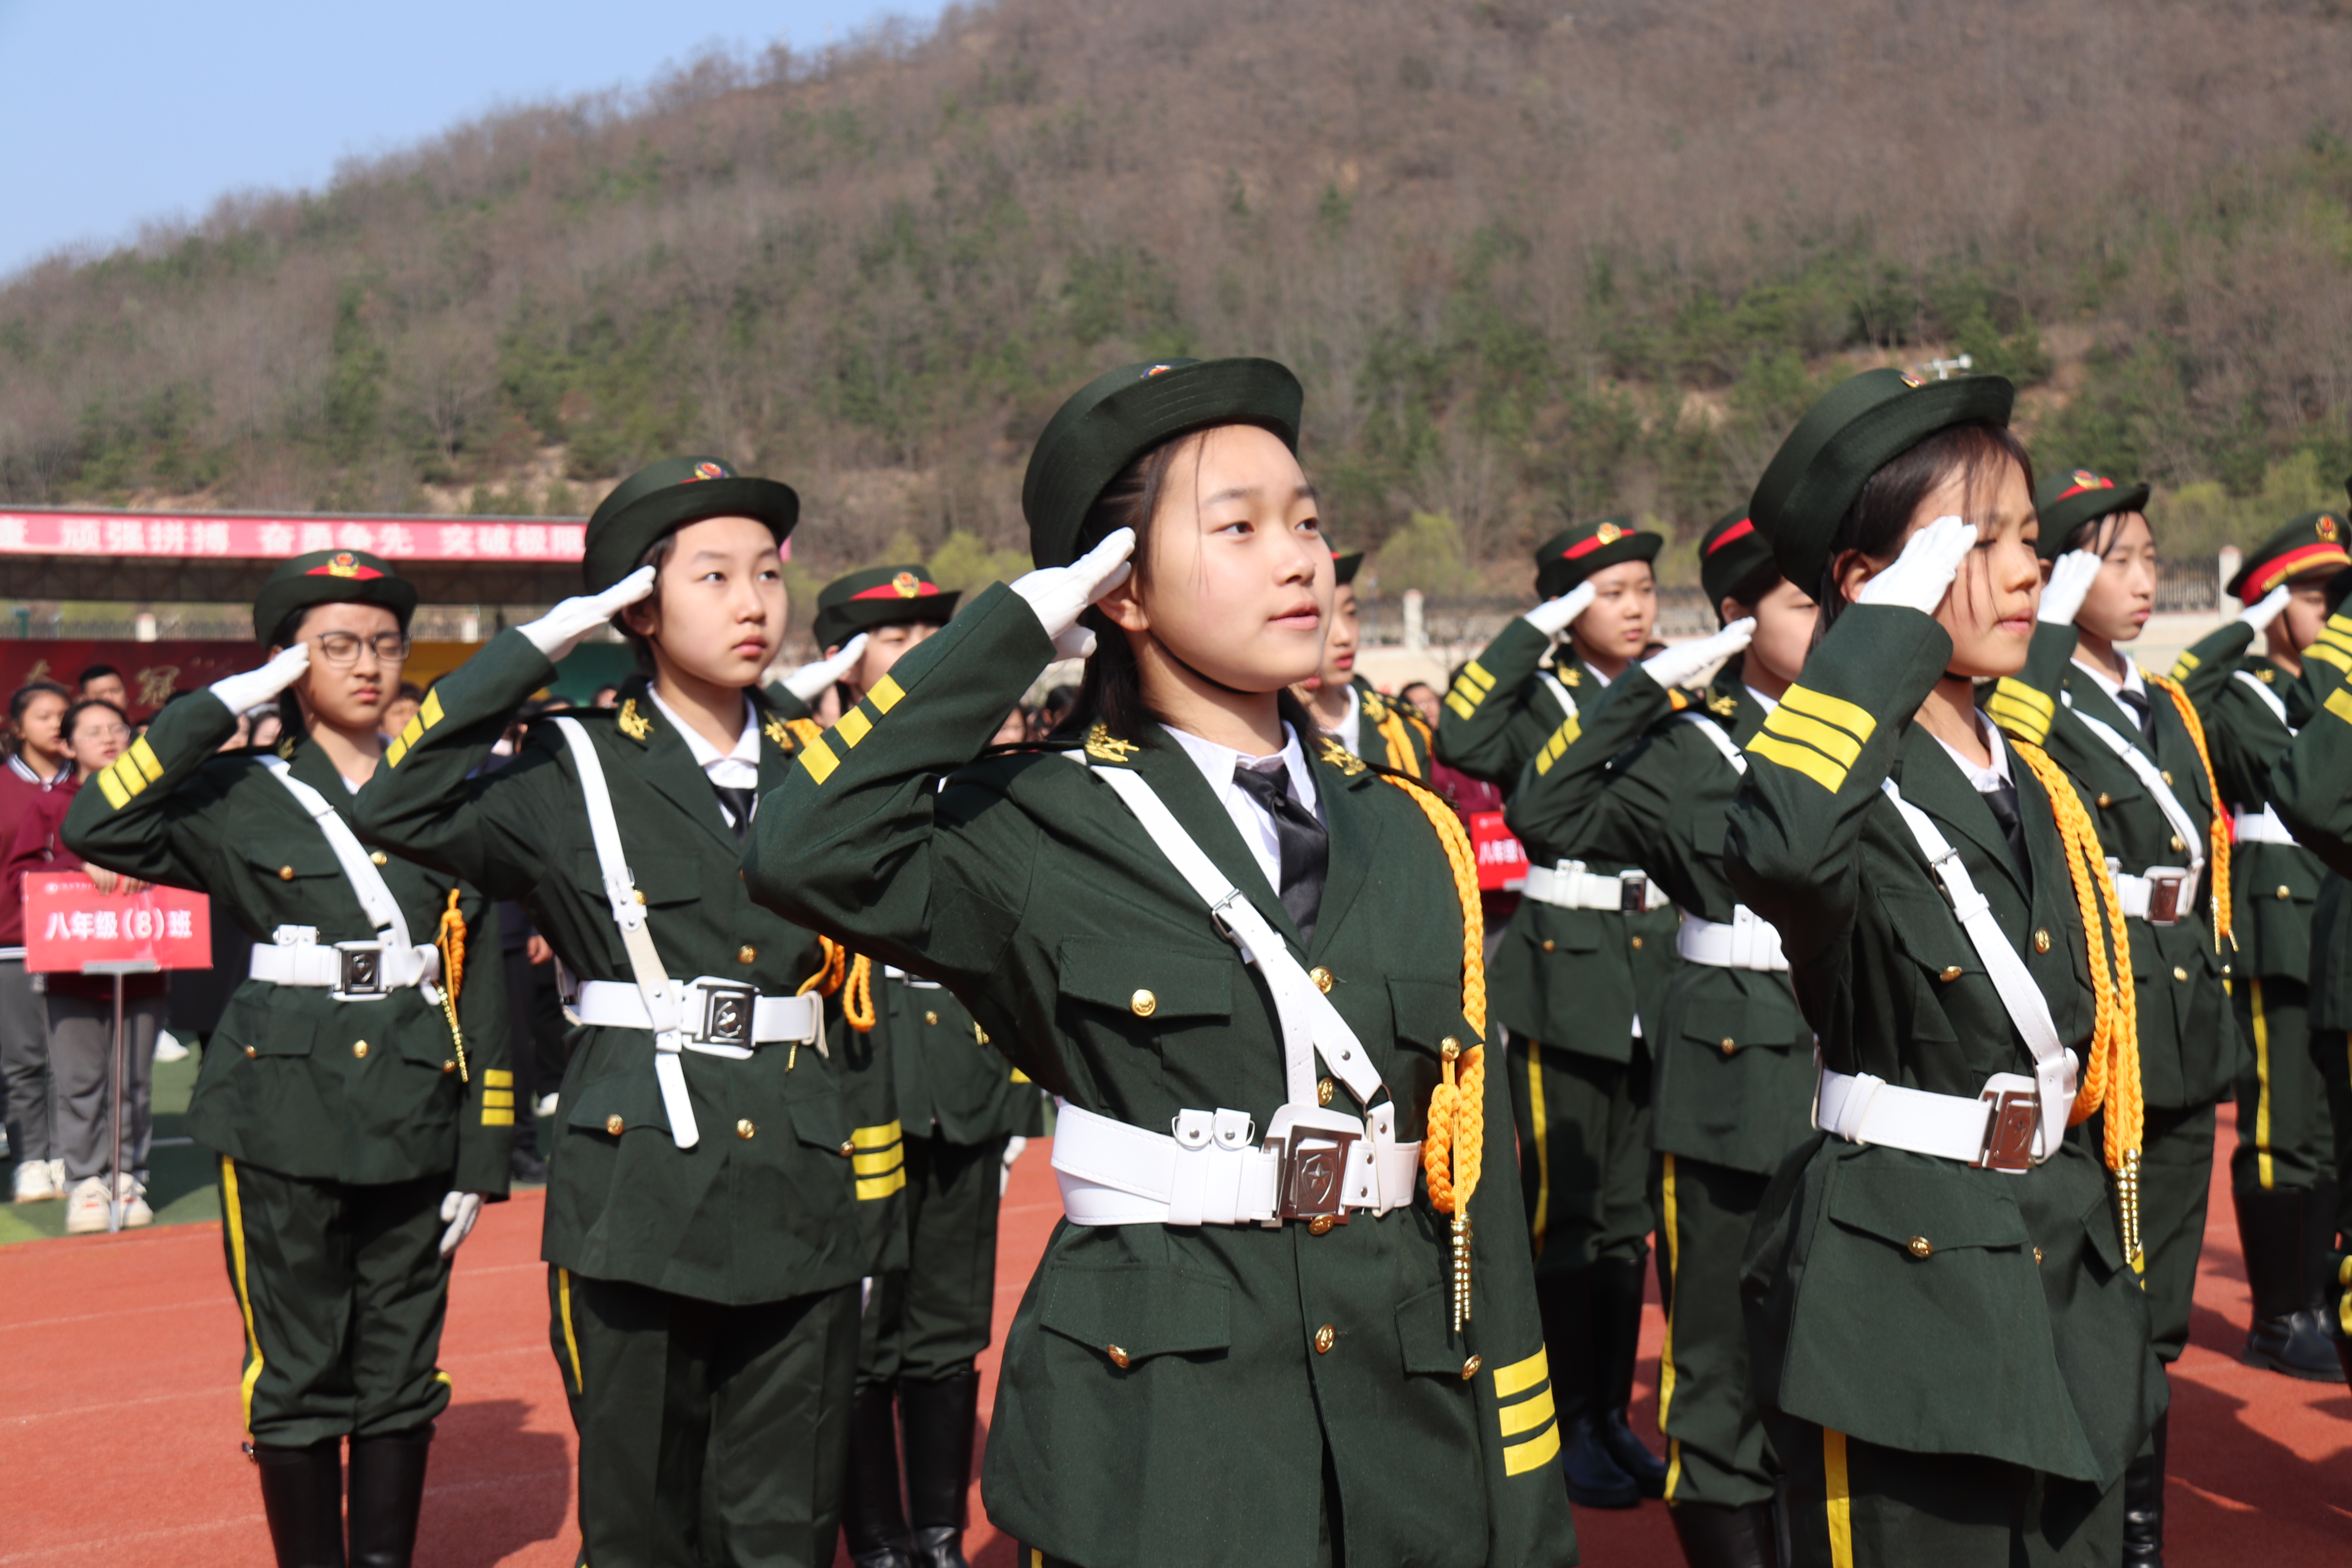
[1980,779,2028,877]
[2116,687,2157,744]
[1232,759,1328,946]
[711,784,757,842]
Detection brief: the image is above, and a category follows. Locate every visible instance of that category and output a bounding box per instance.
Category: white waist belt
[1051,1100,1423,1227]
[1677,906,1788,971]
[1522,860,1671,913]
[2109,865,2198,926]
[2234,805,2299,846]
[573,978,821,1060]
[1815,1065,2045,1174]
[250,928,440,1000]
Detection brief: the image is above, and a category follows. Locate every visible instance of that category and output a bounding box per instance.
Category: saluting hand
[207,641,312,715]
[1642,617,1755,692]
[520,564,659,662]
[2039,549,2103,627]
[1012,528,1136,659]
[780,633,868,702]
[438,1190,485,1257]
[2239,584,2293,635]
[1857,514,1978,616]
[1522,581,1597,639]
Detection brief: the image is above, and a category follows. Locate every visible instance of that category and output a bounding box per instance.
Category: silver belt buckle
[1618,869,1650,915]
[2145,869,2185,926]
[1974,1089,2040,1172]
[1263,1106,1365,1225]
[697,981,759,1047]
[332,942,386,1000]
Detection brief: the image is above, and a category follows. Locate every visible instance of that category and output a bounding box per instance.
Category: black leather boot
[2236,1185,2344,1378]
[901,1369,980,1568]
[842,1382,915,1568]
[1594,1256,1670,1499]
[250,1438,347,1568]
[1538,1268,1639,1508]
[2120,1411,2166,1566]
[346,1425,433,1568]
[1668,1499,1782,1568]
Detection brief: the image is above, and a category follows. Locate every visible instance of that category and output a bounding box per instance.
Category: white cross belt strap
[1858,778,2080,1169]
[572,980,820,1058]
[256,761,440,1002]
[1680,710,1748,772]
[1522,860,1671,913]
[2234,668,2295,732]
[1814,1060,2048,1174]
[2062,693,2208,894]
[1677,906,1787,971]
[2234,804,2299,846]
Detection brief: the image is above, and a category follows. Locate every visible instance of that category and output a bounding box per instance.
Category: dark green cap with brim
[1021,358,1304,569]
[2228,510,2352,601]
[254,550,417,647]
[582,456,799,593]
[2033,467,2150,561]
[1331,548,1363,588]
[1749,368,2015,594]
[811,564,960,654]
[1699,508,1775,613]
[1533,517,1661,601]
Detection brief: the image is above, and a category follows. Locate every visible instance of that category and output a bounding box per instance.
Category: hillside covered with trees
[3,0,2349,597]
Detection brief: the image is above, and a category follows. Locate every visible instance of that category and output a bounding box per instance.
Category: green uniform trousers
[1509,1031,1653,1273]
[218,1156,453,1448]
[550,1269,859,1568]
[2138,1102,2217,1364]
[2232,976,2337,1194]
[855,1132,1009,1388]
[1656,1152,1775,1509]
[1765,1412,2122,1568]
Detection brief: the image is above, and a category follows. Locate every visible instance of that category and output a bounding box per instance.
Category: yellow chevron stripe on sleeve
[2325,688,2352,728]
[801,735,840,784]
[2170,651,2201,678]
[851,1120,903,1148]
[852,1147,904,1176]
[857,1167,908,1201]
[1465,661,1497,691]
[420,690,445,729]
[1747,732,1849,793]
[1499,1384,1556,1437]
[869,675,905,713]
[385,736,410,768]
[2307,641,2352,674]
[127,736,164,783]
[1779,683,1877,743]
[483,1069,514,1087]
[1502,1419,1561,1476]
[482,1089,515,1109]
[1764,707,1864,768]
[835,707,873,747]
[1444,691,1477,720]
[96,762,132,809]
[481,1108,515,1126]
[1491,1345,1549,1399]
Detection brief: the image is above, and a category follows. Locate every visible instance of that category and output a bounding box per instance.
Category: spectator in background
[990,705,1032,747]
[78,665,128,713]
[1398,680,1442,731]
[588,684,620,709]
[4,697,168,1232]
[246,705,283,751]
[380,681,424,742]
[1032,681,1078,738]
[2,681,72,1200]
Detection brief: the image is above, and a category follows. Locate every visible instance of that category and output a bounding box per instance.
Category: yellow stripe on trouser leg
[1526,1037,1550,1254]
[558,1267,584,1394]
[2252,977,2274,1189]
[1658,1153,1682,1500]
[1824,1428,1855,1568]
[220,1156,267,1432]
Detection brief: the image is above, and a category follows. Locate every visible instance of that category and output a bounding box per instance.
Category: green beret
[582,456,799,593]
[1748,368,2014,594]
[1021,358,1304,569]
[1330,548,1363,588]
[2032,467,2150,561]
[2228,510,2352,601]
[253,550,417,647]
[1532,517,1661,601]
[810,565,960,654]
[1698,508,1775,614]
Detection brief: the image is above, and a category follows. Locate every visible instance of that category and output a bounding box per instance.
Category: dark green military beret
[810,564,961,654]
[2032,467,2150,561]
[254,550,417,648]
[1532,516,1661,601]
[1021,358,1304,569]
[1698,508,1775,614]
[1749,368,2014,594]
[2227,510,2352,601]
[1330,547,1363,588]
[582,456,799,593]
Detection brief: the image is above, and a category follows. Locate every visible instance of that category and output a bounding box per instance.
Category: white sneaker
[115,1173,152,1227]
[534,1092,559,1118]
[11,1160,58,1202]
[153,1031,189,1063]
[48,1158,64,1192]
[64,1177,110,1233]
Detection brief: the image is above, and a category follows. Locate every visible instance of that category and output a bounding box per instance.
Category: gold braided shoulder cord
[434,889,470,1082]
[2139,668,2233,950]
[795,937,876,1064]
[1381,773,1487,1330]
[2012,740,2146,1272]
[1376,702,1426,780]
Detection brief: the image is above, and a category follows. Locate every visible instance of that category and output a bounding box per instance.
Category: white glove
[1522,583,1597,639]
[1001,1134,1027,1197]
[2039,550,2103,626]
[437,1190,483,1258]
[208,643,311,715]
[780,634,868,702]
[2239,584,2293,634]
[519,566,657,662]
[1857,514,1978,616]
[1011,529,1135,659]
[1642,618,1755,692]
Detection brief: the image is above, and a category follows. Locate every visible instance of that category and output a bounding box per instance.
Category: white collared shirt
[647,689,762,789]
[1931,706,2014,793]
[1162,721,1321,898]
[2072,653,2147,713]
[1744,684,1780,716]
[1333,684,1362,760]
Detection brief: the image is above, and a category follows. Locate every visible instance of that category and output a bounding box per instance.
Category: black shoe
[843,1381,915,1568]
[1535,1270,1641,1508]
[250,1438,347,1568]
[1668,1500,1782,1568]
[1593,1256,1670,1498]
[2121,1411,2165,1566]
[1561,1414,1641,1509]
[2237,1186,2346,1379]
[901,1370,981,1568]
[347,1425,433,1568]
[508,1147,548,1184]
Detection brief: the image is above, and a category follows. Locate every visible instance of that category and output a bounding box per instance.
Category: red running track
[3,1103,2346,1566]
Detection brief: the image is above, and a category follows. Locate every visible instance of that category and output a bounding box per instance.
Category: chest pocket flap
[1038,1261,1232,1365]
[1876,886,1981,981]
[565,1066,673,1137]
[1057,937,1231,1021]
[1827,1161,2032,1254]
[241,836,343,883]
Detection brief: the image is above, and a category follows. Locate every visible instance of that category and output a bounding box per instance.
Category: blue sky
[0,0,944,281]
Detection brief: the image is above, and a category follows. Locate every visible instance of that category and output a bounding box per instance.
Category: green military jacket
[1986,624,2235,1109]
[746,585,1576,1568]
[879,969,1044,1146]
[1436,616,1679,1056]
[349,632,894,1307]
[1504,661,1813,1175]
[2266,611,2352,1027]
[62,696,512,1195]
[2170,621,2326,982]
[1724,604,2162,1486]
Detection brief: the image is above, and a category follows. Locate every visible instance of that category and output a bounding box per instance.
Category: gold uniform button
[1310,966,1334,994]
[1130,989,1157,1018]
[2173,966,2189,982]
[1307,1214,1336,1236]
[924,1011,939,1027]
[244,1045,258,1059]
[278,865,295,881]
[1440,1036,1462,1060]
[1460,1355,1483,1380]
[1314,1324,1336,1354]
[1907,1235,1933,1258]
[2279,885,2294,900]
[1939,966,1964,982]
[2034,1247,2044,1265]
[2170,834,2186,853]
[736,1119,756,1140]
[369,851,388,866]
[2095,791,2112,808]
[839,1140,856,1158]
[1630,936,1644,949]
[2161,770,2174,785]
[442,1060,456,1074]
[606,1114,624,1136]
[1317,1077,1335,1107]
[737,945,757,964]
[2033,930,2052,954]
[351,1041,369,1060]
[1105,1344,1131,1369]
[1719,1038,1737,1055]
[1541,939,1557,953]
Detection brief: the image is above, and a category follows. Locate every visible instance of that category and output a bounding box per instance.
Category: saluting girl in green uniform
[1724,370,2163,1567]
[1293,547,1435,777]
[749,358,1575,1566]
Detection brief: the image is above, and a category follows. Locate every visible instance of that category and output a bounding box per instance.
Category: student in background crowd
[78,664,129,713]
[247,705,283,751]
[381,683,425,744]
[3,680,73,1200]
[1399,680,1442,730]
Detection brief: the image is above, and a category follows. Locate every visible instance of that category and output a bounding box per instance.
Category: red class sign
[24,873,212,973]
[1468,810,1529,893]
